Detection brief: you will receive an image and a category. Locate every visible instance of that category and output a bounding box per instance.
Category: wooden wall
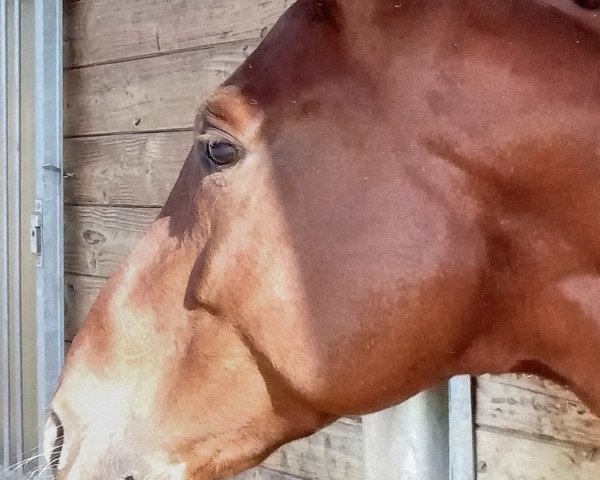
[63,1,600,479]
[475,374,600,479]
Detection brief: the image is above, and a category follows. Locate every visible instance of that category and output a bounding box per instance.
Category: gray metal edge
[448,375,476,480]
[34,0,64,474]
[0,0,10,469]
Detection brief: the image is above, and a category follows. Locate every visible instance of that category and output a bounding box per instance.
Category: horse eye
[206,139,239,165]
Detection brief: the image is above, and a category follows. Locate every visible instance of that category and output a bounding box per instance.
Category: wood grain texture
[476,377,600,448]
[477,428,600,479]
[481,373,580,402]
[64,273,106,341]
[237,419,361,480]
[64,0,288,68]
[234,466,303,480]
[262,418,363,480]
[64,132,190,206]
[65,206,159,278]
[64,40,259,136]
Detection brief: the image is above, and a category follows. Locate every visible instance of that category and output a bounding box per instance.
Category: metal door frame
[0,0,64,477]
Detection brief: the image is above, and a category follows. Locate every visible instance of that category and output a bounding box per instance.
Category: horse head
[46,0,600,478]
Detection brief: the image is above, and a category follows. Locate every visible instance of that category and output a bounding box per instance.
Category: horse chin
[208,455,271,480]
[179,448,271,480]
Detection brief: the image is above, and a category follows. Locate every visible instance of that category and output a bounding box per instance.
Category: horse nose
[43,411,65,470]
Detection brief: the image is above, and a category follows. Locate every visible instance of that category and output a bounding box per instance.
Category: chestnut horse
[46,0,600,478]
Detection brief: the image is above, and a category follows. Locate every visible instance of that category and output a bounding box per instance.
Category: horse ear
[574,0,600,9]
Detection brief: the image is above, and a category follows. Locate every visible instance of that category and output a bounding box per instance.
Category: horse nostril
[43,411,64,470]
[123,476,135,480]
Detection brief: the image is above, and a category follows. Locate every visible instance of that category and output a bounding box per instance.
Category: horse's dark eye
[206,139,238,165]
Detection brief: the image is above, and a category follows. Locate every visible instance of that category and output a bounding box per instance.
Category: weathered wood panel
[477,428,600,479]
[64,0,288,68]
[64,273,106,340]
[65,206,159,278]
[482,373,579,402]
[235,420,361,479]
[476,377,600,448]
[263,418,363,480]
[64,40,259,137]
[64,132,190,206]
[234,466,302,480]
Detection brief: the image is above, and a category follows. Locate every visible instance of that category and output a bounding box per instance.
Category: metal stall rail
[363,376,476,480]
[0,0,64,478]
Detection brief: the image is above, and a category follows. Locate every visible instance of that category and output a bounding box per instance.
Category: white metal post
[363,385,450,480]
[449,376,475,480]
[34,0,64,468]
[0,0,10,471]
[363,377,475,480]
